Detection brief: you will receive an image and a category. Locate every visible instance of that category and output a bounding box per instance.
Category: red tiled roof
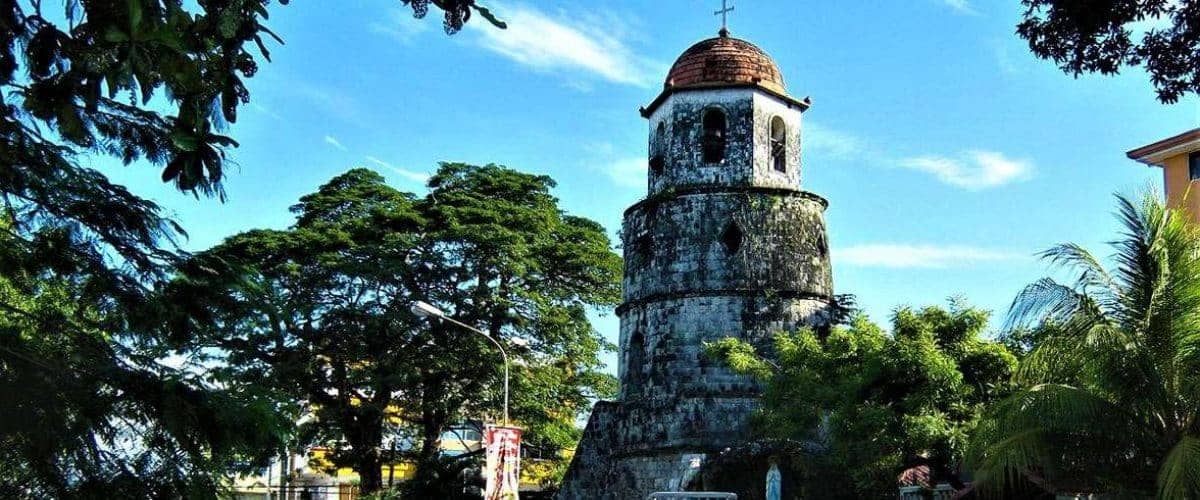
[665,31,785,93]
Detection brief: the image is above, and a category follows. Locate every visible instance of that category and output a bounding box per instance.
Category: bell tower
[560,30,834,500]
[644,30,810,196]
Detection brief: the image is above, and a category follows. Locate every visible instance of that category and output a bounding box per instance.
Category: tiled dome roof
[664,30,786,94]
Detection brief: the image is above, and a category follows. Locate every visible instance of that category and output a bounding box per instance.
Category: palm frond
[1158,435,1200,500]
[1039,242,1120,305]
[1005,277,1109,341]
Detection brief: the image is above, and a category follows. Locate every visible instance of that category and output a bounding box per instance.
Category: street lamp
[410,301,511,427]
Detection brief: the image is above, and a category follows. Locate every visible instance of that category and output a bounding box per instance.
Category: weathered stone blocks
[559,32,829,500]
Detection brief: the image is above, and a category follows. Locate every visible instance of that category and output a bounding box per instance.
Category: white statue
[765,457,782,500]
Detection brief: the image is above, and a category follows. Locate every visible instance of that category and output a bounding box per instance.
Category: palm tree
[969,193,1200,499]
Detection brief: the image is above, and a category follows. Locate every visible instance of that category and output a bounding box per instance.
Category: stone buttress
[558,31,834,500]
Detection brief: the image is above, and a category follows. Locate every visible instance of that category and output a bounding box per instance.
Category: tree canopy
[173,164,622,495]
[708,301,1017,497]
[1017,0,1200,103]
[969,193,1200,498]
[0,1,503,496]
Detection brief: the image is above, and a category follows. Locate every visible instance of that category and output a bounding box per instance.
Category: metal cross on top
[714,0,734,33]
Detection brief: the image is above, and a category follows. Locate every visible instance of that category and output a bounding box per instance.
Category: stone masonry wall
[560,79,824,500]
[647,89,804,195]
[558,399,758,500]
[619,296,831,402]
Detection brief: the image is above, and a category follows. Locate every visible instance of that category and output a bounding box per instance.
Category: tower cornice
[623,185,828,218]
[640,82,811,119]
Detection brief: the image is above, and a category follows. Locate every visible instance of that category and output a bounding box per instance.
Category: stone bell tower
[558,30,835,500]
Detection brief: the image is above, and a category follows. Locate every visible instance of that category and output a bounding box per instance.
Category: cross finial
[714,0,734,36]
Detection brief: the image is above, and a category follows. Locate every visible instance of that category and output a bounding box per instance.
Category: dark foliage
[1017,0,1200,103]
[174,165,622,494]
[0,1,502,497]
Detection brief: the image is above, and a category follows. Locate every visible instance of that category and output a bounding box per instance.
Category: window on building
[720,221,744,254]
[632,231,652,262]
[625,331,645,395]
[770,116,787,173]
[1190,151,1200,181]
[651,122,667,175]
[650,155,665,174]
[702,108,727,163]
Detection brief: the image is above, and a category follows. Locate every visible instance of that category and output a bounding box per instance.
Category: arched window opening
[720,221,744,254]
[702,108,727,163]
[631,231,653,264]
[625,331,646,395]
[770,116,787,172]
[649,156,665,174]
[651,122,667,175]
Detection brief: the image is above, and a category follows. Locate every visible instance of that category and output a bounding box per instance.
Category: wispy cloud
[941,0,979,15]
[249,102,282,121]
[804,121,867,160]
[467,4,663,87]
[900,151,1033,190]
[287,80,364,123]
[370,8,430,44]
[599,157,647,188]
[837,244,1026,268]
[366,156,431,183]
[324,135,348,151]
[992,40,1022,75]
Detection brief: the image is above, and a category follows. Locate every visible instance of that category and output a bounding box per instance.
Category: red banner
[484,426,521,500]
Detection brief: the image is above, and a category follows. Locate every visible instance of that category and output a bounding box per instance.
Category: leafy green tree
[173,165,621,494]
[1,1,501,496]
[1017,0,1200,103]
[708,301,1017,497]
[0,209,292,497]
[969,193,1200,498]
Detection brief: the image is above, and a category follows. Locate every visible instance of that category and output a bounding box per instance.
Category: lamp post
[410,301,511,427]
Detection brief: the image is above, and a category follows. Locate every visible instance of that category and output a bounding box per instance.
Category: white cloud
[600,157,647,188]
[249,102,282,121]
[366,156,431,183]
[803,121,867,160]
[992,40,1021,75]
[370,8,430,44]
[324,135,348,151]
[288,81,364,123]
[467,4,662,87]
[900,151,1033,190]
[941,0,979,15]
[836,244,1026,269]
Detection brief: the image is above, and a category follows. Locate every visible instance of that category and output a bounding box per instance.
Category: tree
[0,209,293,497]
[1,1,502,496]
[173,164,621,494]
[969,193,1200,498]
[708,301,1017,497]
[1016,0,1200,103]
[401,0,507,33]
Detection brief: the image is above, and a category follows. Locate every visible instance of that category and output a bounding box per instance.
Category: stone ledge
[616,289,832,315]
[624,185,829,217]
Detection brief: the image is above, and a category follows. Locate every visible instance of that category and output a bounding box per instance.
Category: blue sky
[104,0,1198,372]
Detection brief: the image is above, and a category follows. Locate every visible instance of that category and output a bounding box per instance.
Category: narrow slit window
[651,122,667,174]
[702,109,727,163]
[626,331,646,395]
[720,221,744,254]
[770,116,787,172]
[1190,152,1200,181]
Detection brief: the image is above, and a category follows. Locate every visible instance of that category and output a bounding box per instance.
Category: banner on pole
[484,425,521,500]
